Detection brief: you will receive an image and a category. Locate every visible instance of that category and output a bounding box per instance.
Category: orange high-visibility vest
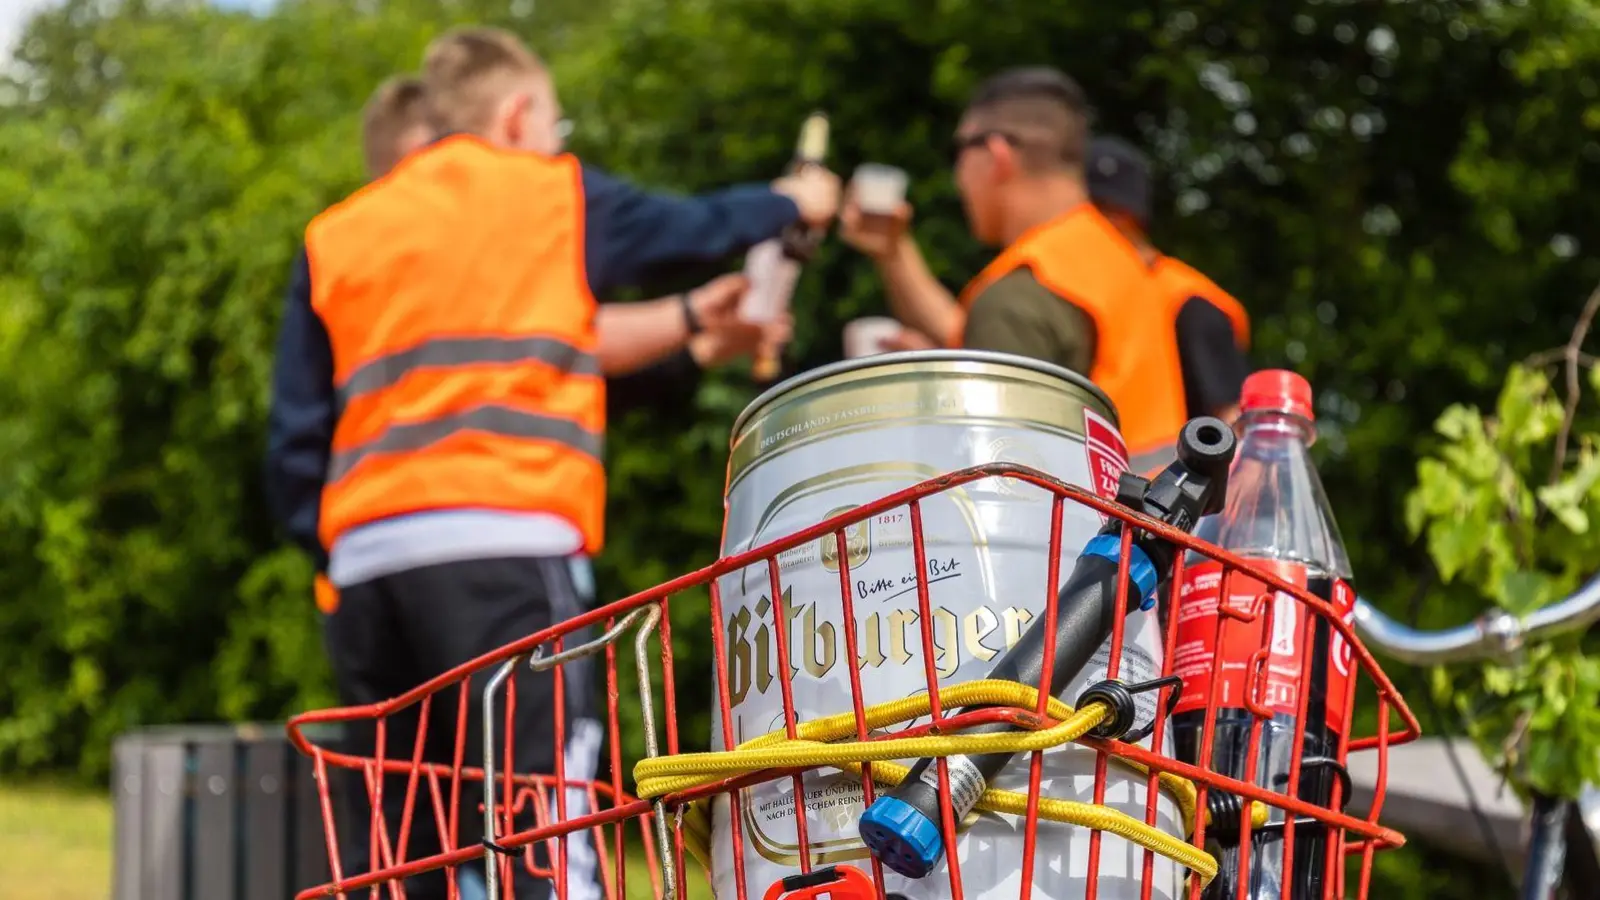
[305,134,606,553]
[314,574,339,614]
[1133,255,1252,476]
[1152,254,1250,352]
[957,204,1186,472]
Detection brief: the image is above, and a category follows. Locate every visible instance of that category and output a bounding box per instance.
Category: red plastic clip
[762,865,877,900]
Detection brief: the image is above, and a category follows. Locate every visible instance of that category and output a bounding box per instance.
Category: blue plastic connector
[858,795,944,878]
[1082,534,1159,610]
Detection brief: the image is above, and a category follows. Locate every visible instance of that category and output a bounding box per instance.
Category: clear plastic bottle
[1168,370,1358,900]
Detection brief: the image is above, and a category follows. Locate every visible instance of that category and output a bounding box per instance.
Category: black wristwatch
[679,292,703,335]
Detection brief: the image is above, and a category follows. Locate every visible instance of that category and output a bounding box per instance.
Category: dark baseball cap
[1087,136,1152,228]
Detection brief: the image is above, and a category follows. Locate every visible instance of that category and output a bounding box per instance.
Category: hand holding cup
[843,317,938,358]
[839,163,912,260]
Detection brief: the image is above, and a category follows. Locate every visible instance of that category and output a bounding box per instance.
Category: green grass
[0,779,1501,900]
[0,781,113,900]
[0,780,706,900]
[620,844,713,900]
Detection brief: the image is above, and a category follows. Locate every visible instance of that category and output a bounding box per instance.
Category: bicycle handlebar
[1352,572,1600,666]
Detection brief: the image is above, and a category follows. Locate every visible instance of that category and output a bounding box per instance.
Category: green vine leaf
[1435,404,1485,442]
[1494,569,1560,616]
[1405,343,1600,801]
[1496,365,1562,447]
[1536,447,1600,533]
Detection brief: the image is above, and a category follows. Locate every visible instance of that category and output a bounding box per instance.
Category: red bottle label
[1172,560,1356,733]
[1325,576,1357,734]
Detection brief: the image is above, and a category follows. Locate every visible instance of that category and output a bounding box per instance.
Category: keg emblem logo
[820,505,872,572]
[982,437,1051,499]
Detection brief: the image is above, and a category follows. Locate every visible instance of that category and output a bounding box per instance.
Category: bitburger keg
[711,351,1185,900]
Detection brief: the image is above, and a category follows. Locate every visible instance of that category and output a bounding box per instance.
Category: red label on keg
[1082,409,1129,511]
[1171,561,1358,732]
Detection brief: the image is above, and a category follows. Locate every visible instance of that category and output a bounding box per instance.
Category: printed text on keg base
[756,396,962,453]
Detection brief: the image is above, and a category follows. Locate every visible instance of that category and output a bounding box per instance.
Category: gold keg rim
[729,349,1119,447]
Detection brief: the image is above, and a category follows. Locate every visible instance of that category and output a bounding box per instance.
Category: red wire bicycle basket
[286,463,1418,900]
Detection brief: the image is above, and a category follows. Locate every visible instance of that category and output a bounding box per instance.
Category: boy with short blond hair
[420,26,544,136]
[359,74,431,178]
[268,25,836,900]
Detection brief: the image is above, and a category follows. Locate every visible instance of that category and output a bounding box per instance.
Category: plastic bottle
[1169,370,1358,899]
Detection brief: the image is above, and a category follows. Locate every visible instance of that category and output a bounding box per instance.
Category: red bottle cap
[1239,369,1314,421]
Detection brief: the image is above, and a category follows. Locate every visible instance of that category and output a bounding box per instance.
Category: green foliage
[7,0,1600,894]
[1406,360,1600,800]
[0,0,598,777]
[560,2,1600,892]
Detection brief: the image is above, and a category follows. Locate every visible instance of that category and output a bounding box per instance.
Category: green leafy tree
[558,0,1600,892]
[0,0,603,776]
[1406,297,1600,803]
[4,0,1600,896]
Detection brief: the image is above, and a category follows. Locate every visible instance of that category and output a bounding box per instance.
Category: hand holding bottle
[748,112,832,382]
[690,313,793,369]
[686,273,750,334]
[773,166,842,227]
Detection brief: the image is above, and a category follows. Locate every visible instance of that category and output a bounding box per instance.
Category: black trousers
[320,556,601,900]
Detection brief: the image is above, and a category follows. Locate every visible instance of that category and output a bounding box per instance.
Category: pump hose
[632,679,1267,887]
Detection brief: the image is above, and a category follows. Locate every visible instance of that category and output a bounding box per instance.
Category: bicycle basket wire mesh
[287,464,1417,900]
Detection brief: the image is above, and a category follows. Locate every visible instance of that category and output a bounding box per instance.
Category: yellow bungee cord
[633,679,1268,888]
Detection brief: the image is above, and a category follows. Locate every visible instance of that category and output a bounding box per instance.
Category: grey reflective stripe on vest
[1130,443,1178,474]
[336,336,601,406]
[327,404,603,482]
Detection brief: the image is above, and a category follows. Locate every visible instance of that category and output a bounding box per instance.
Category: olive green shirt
[961,268,1098,375]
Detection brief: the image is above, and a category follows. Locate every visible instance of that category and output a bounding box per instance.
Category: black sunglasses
[951,130,1023,166]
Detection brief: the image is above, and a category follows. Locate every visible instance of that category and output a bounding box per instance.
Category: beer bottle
[743,111,830,382]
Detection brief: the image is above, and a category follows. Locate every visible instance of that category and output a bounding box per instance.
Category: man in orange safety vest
[839,67,1192,473]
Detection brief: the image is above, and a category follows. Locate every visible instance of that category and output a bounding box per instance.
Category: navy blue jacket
[265,163,800,566]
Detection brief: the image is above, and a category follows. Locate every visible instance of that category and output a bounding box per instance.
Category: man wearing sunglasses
[838,67,1192,473]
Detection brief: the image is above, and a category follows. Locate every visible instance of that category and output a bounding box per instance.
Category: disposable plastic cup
[842,316,902,359]
[851,163,909,216]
